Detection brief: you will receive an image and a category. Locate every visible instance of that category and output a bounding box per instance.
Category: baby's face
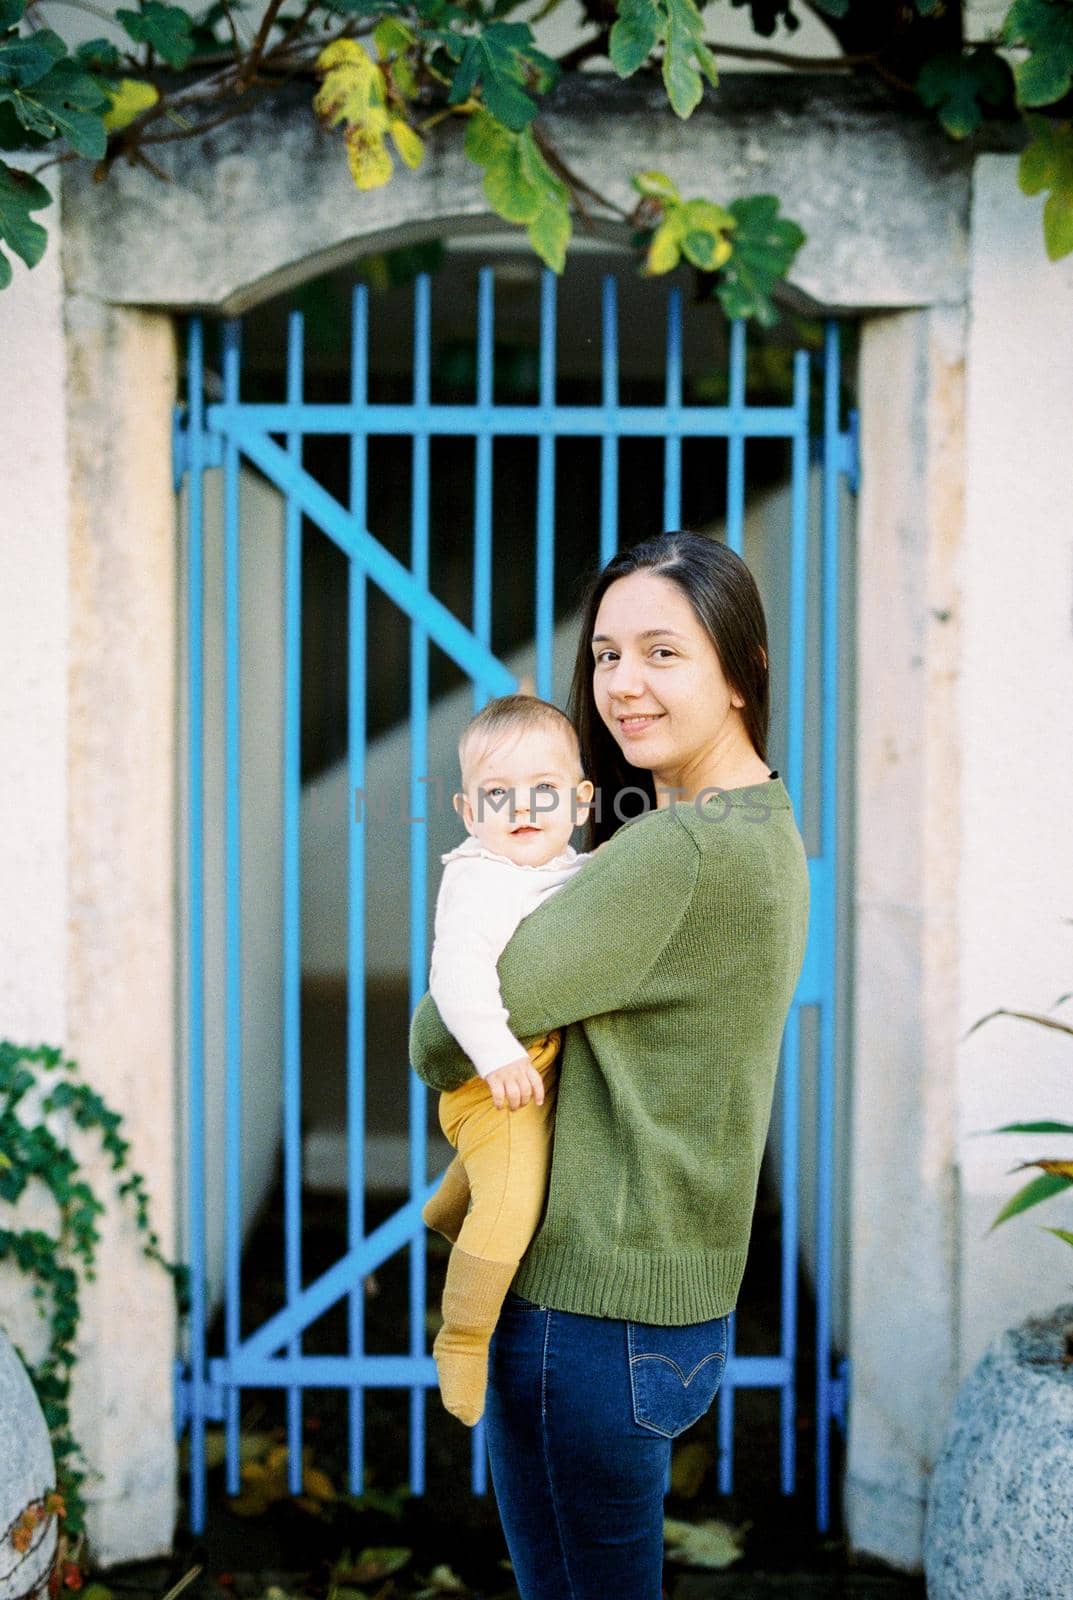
[457,724,594,866]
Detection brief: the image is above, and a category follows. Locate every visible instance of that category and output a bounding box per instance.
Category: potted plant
[924,998,1073,1599]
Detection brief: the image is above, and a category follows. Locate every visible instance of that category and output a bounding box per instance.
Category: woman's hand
[485,1057,546,1111]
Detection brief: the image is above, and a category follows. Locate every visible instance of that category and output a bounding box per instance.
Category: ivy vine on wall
[0,1040,185,1540]
[2,2,1073,316]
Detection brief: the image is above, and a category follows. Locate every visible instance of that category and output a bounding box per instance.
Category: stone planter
[924,1302,1073,1599]
[0,1330,57,1600]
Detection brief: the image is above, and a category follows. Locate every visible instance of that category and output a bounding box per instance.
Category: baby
[420,692,595,1425]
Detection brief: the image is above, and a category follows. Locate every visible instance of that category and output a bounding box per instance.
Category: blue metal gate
[173,263,855,1535]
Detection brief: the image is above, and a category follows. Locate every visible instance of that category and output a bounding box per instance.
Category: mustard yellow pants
[434,1028,560,1265]
[423,1032,560,1426]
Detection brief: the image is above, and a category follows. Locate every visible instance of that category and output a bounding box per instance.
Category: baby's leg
[422,1153,470,1244]
[433,1066,557,1426]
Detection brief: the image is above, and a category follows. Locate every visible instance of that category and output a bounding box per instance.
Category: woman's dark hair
[568,531,770,847]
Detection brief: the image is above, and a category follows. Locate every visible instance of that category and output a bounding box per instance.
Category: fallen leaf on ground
[228,1445,337,1517]
[414,1565,469,1596]
[663,1516,747,1569]
[343,1485,411,1520]
[332,1548,411,1584]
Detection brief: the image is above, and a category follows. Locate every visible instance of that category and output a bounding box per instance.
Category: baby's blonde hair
[459,693,582,787]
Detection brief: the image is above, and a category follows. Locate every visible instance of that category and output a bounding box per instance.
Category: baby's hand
[485,1057,546,1112]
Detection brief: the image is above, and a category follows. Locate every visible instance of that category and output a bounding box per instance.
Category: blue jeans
[485,1289,731,1600]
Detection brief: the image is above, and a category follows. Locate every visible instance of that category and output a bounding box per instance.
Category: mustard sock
[432,1248,517,1426]
[422,1156,471,1244]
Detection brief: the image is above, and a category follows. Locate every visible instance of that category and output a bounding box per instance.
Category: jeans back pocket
[627,1314,730,1438]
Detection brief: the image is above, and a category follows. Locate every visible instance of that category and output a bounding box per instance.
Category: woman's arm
[409,813,699,1091]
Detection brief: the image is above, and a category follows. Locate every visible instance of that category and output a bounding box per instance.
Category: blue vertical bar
[186,317,208,1533]
[348,284,369,1495]
[408,273,431,1494]
[713,315,748,1510]
[600,276,619,567]
[786,352,810,823]
[781,346,811,1498]
[716,1309,736,1495]
[726,321,746,555]
[712,317,750,1501]
[778,1011,800,1496]
[816,321,843,1532]
[663,287,682,530]
[283,310,305,1495]
[535,270,556,699]
[221,319,244,1499]
[777,344,809,1504]
[474,268,495,715]
[470,266,495,1496]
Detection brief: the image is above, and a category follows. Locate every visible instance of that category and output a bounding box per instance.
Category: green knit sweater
[408,776,810,1325]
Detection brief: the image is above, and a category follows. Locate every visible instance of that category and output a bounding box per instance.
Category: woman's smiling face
[591,570,747,797]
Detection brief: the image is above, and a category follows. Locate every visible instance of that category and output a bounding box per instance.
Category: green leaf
[463,105,511,163]
[609,0,662,77]
[809,0,848,14]
[916,49,1010,139]
[681,230,717,269]
[645,217,681,273]
[662,12,700,115]
[632,168,680,202]
[0,0,25,33]
[716,193,805,326]
[1018,116,1073,259]
[373,16,414,56]
[989,1120,1073,1135]
[661,0,716,118]
[464,114,570,271]
[416,0,468,19]
[0,99,40,149]
[1004,0,1073,107]
[0,59,109,157]
[679,196,734,232]
[0,159,50,293]
[0,28,65,90]
[74,37,123,72]
[1044,183,1073,255]
[481,130,542,220]
[1043,1226,1073,1247]
[665,198,734,271]
[116,2,195,69]
[527,185,570,271]
[447,22,556,131]
[683,228,733,270]
[989,1168,1073,1231]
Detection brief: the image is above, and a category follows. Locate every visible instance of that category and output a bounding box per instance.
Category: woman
[409,531,810,1600]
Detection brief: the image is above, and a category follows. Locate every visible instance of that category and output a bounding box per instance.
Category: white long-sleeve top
[428,835,592,1078]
